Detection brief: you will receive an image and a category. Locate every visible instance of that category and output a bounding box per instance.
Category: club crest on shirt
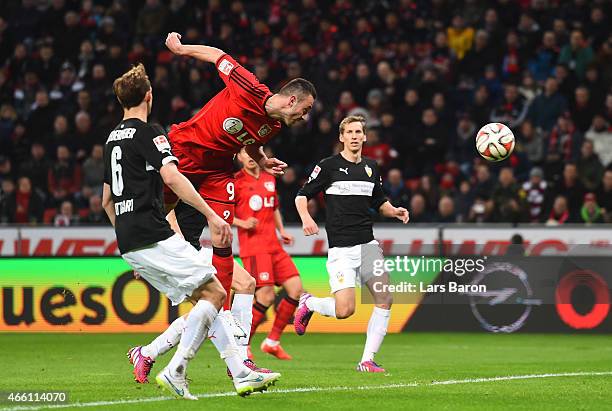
[259,272,270,281]
[153,135,170,152]
[249,194,263,211]
[364,164,372,177]
[223,117,243,134]
[258,124,272,137]
[336,272,344,284]
[218,59,234,75]
[264,181,275,192]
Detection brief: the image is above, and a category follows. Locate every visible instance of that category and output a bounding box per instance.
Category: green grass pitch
[1,333,612,410]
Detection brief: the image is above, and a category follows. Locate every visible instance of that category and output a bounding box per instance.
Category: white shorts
[326,240,384,293]
[122,234,216,306]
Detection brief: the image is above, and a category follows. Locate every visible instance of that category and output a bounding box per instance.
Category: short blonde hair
[339,115,366,135]
[113,64,151,109]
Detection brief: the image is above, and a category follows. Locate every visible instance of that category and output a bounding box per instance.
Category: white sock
[167,300,217,378]
[306,296,337,318]
[231,293,253,358]
[264,338,279,347]
[361,307,390,363]
[141,315,185,359]
[208,311,250,378]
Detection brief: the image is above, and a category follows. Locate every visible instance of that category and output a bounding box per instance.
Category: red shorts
[163,143,235,223]
[241,249,299,287]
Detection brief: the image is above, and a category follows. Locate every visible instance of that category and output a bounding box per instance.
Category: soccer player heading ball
[102,64,278,399]
[294,115,409,373]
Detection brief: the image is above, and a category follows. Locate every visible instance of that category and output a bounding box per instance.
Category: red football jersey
[169,54,282,162]
[234,169,282,257]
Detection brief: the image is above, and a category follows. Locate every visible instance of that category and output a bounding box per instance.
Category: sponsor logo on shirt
[223,117,244,134]
[153,135,171,152]
[307,165,321,183]
[258,124,272,137]
[364,164,372,177]
[218,58,234,75]
[264,181,275,192]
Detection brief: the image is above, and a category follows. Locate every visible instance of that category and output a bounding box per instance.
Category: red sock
[212,247,233,310]
[268,296,298,341]
[250,301,268,342]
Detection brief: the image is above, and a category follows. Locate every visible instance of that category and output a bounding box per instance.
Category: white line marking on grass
[2,371,611,411]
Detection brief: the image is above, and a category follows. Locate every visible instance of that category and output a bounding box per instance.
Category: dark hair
[279,78,317,100]
[112,64,151,109]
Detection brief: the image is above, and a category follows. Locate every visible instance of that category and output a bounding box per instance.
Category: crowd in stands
[0,0,611,226]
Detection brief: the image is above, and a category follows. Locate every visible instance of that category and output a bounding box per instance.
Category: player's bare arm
[244,144,287,176]
[233,216,258,231]
[379,201,410,224]
[160,162,233,244]
[165,32,224,63]
[274,209,294,245]
[102,183,116,227]
[295,195,319,236]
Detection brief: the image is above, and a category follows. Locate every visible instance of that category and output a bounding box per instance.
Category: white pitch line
[2,371,611,411]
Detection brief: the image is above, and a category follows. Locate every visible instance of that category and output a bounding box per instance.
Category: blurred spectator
[136,0,168,42]
[528,31,559,82]
[461,30,497,81]
[517,120,545,166]
[82,195,108,225]
[491,167,524,223]
[383,169,410,211]
[527,77,567,131]
[450,114,477,174]
[576,140,604,192]
[447,15,474,60]
[48,145,81,205]
[415,174,439,213]
[415,109,447,174]
[558,30,594,80]
[579,192,604,224]
[473,164,494,200]
[54,200,79,226]
[469,85,492,127]
[26,90,55,141]
[490,83,529,130]
[596,170,612,222]
[545,115,582,179]
[82,144,104,194]
[19,143,50,195]
[454,181,474,223]
[362,128,397,172]
[408,193,431,223]
[3,177,43,224]
[571,86,596,133]
[586,114,612,167]
[549,163,585,220]
[434,195,457,223]
[468,196,493,223]
[546,195,571,225]
[0,179,15,223]
[0,156,14,183]
[521,167,547,223]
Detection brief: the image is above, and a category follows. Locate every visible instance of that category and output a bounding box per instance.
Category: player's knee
[376,294,393,309]
[233,273,256,293]
[200,280,226,310]
[256,287,275,306]
[335,304,355,319]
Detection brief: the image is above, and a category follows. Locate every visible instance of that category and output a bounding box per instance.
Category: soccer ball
[475,123,515,162]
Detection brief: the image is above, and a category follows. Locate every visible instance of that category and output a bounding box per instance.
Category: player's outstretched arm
[379,201,410,224]
[295,195,319,236]
[160,162,232,244]
[102,183,116,227]
[165,32,224,64]
[244,144,287,176]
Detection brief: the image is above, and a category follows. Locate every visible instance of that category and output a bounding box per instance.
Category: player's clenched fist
[165,32,184,55]
[394,207,410,224]
[208,214,233,245]
[302,219,319,236]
